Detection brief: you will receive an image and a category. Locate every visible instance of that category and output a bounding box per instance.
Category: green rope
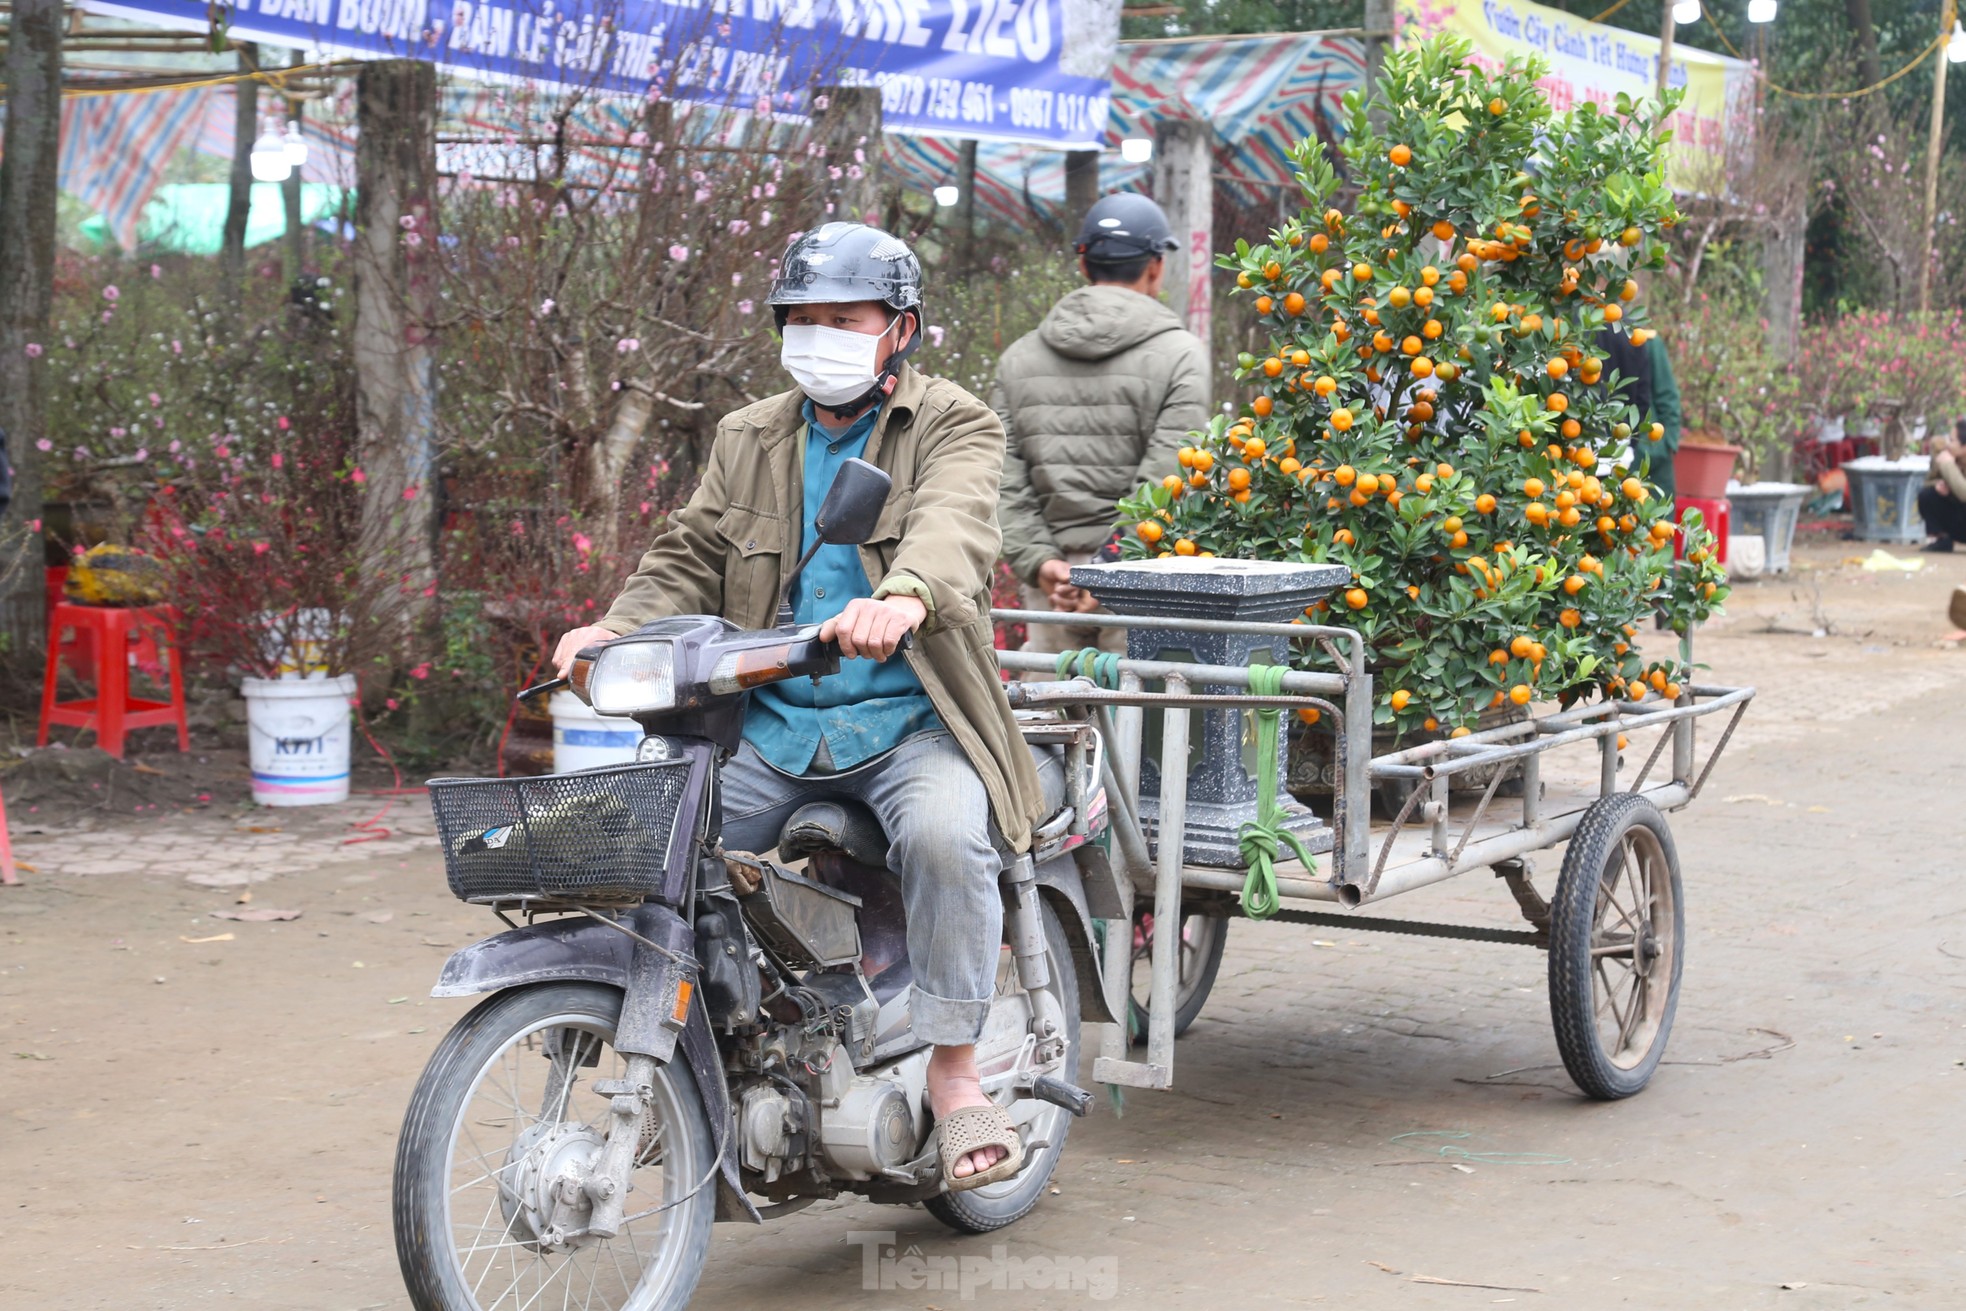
[1055,647,1123,689]
[1239,664,1317,920]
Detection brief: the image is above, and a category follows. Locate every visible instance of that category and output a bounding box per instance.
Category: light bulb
[1746,0,1775,21]
[282,121,308,168]
[1671,0,1700,23]
[933,184,959,207]
[1119,137,1153,164]
[249,121,292,183]
[1949,21,1966,63]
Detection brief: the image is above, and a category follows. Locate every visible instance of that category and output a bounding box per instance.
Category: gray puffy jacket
[990,285,1210,584]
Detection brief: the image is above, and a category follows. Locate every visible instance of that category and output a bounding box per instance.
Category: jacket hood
[1037,284,1186,361]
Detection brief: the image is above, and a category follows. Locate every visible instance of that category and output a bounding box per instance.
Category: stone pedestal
[1843,457,1930,544]
[1726,482,1810,574]
[1073,558,1350,869]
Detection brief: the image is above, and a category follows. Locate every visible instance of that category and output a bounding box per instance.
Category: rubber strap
[1054,647,1122,689]
[1238,664,1316,920]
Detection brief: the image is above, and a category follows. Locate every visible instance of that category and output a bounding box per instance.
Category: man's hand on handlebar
[553,624,620,677]
[822,595,925,661]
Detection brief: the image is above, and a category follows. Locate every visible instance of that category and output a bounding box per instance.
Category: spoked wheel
[394,983,716,1311]
[1128,910,1228,1044]
[925,900,1079,1235]
[1548,794,1685,1100]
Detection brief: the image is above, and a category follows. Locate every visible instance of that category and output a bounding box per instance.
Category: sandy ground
[2,539,1962,1309]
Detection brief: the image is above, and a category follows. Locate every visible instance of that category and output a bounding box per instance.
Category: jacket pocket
[866,489,913,547]
[715,504,788,625]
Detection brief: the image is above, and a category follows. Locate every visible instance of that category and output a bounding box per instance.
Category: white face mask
[780,315,897,408]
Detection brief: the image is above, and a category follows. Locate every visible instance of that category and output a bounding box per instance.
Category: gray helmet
[1076,192,1178,262]
[768,222,924,329]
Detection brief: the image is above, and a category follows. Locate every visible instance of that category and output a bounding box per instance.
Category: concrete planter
[1725,482,1810,574]
[1843,456,1931,543]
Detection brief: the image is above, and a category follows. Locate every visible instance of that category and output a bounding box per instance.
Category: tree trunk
[812,85,883,226]
[954,138,979,268]
[352,60,439,625]
[585,385,655,564]
[223,45,259,286]
[282,52,308,279]
[1759,213,1806,360]
[0,0,62,651]
[1845,0,1882,90]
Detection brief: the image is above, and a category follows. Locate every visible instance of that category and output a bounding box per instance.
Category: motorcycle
[393,459,1122,1310]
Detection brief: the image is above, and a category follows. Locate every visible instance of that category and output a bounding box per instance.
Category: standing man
[992,193,1210,653]
[1596,326,1682,500]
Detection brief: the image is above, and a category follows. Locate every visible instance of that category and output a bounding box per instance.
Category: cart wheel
[1548,793,1684,1100]
[1128,911,1228,1044]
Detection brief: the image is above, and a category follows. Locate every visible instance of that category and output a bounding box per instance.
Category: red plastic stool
[37,602,190,760]
[1674,495,1730,564]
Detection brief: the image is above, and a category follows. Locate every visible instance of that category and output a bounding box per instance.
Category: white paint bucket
[242,673,356,806]
[550,690,642,773]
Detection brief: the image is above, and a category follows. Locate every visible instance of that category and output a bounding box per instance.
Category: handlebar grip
[517,676,569,702]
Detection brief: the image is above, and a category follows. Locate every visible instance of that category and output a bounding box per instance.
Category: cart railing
[991,609,1755,1092]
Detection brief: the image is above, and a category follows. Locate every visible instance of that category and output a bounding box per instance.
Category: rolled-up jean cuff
[909,986,992,1047]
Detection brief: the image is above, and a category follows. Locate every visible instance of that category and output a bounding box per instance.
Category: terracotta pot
[1673,442,1743,500]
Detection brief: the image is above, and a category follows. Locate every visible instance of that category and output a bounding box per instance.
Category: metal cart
[991,608,1755,1103]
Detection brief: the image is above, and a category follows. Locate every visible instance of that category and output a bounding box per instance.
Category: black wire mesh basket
[427,761,693,906]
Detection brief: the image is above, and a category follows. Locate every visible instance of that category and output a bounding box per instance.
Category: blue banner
[90,0,1115,148]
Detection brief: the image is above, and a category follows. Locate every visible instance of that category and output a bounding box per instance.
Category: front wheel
[394,982,716,1311]
[1548,794,1685,1100]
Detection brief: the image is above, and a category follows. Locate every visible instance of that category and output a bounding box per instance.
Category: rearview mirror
[813,457,891,546]
[775,457,893,625]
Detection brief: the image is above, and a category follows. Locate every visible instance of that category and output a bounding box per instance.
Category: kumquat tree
[1119,34,1731,738]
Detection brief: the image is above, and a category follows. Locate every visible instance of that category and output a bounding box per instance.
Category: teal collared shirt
[743,401,941,773]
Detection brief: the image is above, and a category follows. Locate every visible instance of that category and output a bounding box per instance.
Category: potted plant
[1803,311,1966,541]
[1120,35,1729,754]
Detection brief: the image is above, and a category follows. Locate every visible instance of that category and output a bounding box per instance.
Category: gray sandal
[936,1103,1027,1192]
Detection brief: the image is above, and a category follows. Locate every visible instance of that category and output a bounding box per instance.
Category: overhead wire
[1693,0,1948,101]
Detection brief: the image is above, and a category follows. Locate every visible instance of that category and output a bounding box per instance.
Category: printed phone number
[878,74,1106,134]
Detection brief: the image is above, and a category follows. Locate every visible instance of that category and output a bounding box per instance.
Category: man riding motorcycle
[553,221,1046,1190]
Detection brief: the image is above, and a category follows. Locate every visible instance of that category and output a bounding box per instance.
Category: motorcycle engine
[815,1070,916,1180]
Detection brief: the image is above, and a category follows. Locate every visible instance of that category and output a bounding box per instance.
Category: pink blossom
[399,213,417,230]
[694,187,712,203]
[149,264,161,279]
[410,662,431,680]
[629,130,649,146]
[404,232,423,248]
[736,299,755,315]
[928,325,946,347]
[732,272,744,286]
[572,532,594,556]
[110,427,127,438]
[616,337,640,352]
[668,244,689,261]
[35,438,51,452]
[403,485,419,500]
[639,501,651,514]
[760,209,772,225]
[538,298,555,316]
[134,448,147,461]
[102,285,119,302]
[351,467,367,484]
[271,452,283,468]
[23,342,41,358]
[169,440,181,453]
[171,340,182,354]
[148,392,161,406]
[754,96,772,115]
[253,541,271,555]
[276,415,289,430]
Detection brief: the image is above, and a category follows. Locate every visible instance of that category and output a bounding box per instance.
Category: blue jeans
[718,731,1004,1047]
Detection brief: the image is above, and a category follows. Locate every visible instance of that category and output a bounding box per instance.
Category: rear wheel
[393,983,716,1310]
[1548,795,1685,1100]
[924,899,1079,1234]
[1128,911,1228,1043]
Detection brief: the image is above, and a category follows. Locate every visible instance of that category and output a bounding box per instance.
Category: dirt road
[3,541,1962,1308]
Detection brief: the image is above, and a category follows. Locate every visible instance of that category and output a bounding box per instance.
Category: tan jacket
[598,364,1047,851]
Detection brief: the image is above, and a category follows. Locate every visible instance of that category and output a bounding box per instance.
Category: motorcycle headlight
[583,639,677,717]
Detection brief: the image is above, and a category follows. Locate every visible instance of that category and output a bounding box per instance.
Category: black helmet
[1075,192,1178,262]
[768,222,924,329]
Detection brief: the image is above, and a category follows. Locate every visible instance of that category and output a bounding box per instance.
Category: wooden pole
[1919,0,1955,313]
[1064,148,1100,246]
[0,0,62,651]
[222,43,258,285]
[282,50,307,279]
[352,60,440,607]
[1657,6,1676,100]
[1152,119,1213,406]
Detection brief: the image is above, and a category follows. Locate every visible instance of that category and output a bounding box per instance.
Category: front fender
[432,915,637,998]
[1030,855,1120,1025]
